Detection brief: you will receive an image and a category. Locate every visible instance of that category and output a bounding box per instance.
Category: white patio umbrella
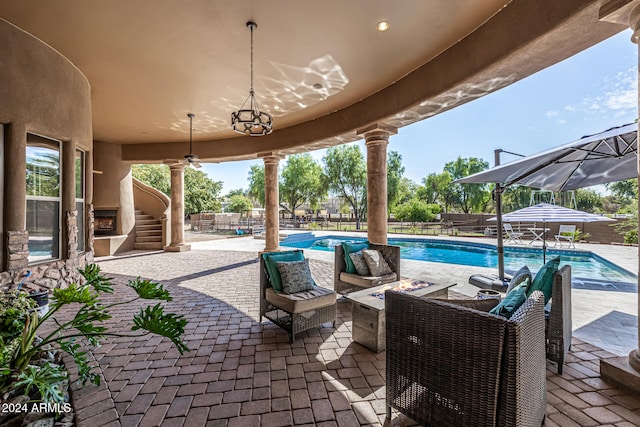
[489,203,613,263]
[455,123,637,280]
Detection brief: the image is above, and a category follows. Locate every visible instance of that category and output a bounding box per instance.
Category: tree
[396,177,417,207]
[606,179,637,200]
[393,200,440,223]
[247,164,266,207]
[132,164,223,215]
[502,185,531,212]
[225,194,254,216]
[323,145,368,229]
[420,171,455,212]
[574,188,604,213]
[226,188,246,198]
[387,151,406,213]
[131,164,170,195]
[444,157,490,213]
[279,154,326,225]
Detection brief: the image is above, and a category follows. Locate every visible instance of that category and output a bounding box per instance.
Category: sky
[202,29,638,195]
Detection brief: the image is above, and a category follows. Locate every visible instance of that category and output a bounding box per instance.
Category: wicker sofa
[385,290,547,427]
[547,265,572,374]
[259,250,337,342]
[334,243,401,294]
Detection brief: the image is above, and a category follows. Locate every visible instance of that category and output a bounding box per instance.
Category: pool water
[281,235,638,287]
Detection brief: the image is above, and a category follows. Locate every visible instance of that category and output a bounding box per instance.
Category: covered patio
[59,237,640,426]
[3,0,640,425]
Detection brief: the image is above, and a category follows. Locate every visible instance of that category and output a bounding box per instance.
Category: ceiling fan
[184,113,201,168]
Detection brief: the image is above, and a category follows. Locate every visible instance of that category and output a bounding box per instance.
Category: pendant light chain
[230,21,273,136]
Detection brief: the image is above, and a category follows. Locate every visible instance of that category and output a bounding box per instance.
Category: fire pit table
[344,278,454,353]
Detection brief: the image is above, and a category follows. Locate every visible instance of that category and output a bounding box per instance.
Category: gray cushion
[340,272,398,288]
[506,265,532,294]
[265,286,336,314]
[362,249,393,276]
[349,251,371,276]
[276,259,314,294]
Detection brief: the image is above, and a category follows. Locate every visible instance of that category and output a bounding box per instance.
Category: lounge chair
[385,290,547,426]
[259,250,337,341]
[469,264,572,374]
[503,223,525,245]
[334,243,400,294]
[554,225,576,248]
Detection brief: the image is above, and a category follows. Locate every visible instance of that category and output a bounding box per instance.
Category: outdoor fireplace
[94,209,118,236]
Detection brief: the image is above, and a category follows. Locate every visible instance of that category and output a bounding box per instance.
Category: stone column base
[600,356,640,393]
[164,244,191,252]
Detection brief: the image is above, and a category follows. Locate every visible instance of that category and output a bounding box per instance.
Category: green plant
[0,292,37,369]
[0,264,189,402]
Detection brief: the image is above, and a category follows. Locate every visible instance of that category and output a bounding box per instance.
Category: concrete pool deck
[187,230,638,357]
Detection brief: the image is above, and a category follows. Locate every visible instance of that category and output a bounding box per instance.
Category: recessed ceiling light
[377,21,390,32]
[313,83,324,90]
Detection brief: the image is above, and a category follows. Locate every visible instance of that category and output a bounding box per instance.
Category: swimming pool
[281,235,638,287]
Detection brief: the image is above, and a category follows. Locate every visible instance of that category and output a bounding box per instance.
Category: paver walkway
[62,247,640,426]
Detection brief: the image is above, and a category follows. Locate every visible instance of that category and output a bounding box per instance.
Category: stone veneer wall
[0,208,94,291]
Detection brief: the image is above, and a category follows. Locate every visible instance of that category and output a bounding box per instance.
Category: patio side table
[344,279,454,353]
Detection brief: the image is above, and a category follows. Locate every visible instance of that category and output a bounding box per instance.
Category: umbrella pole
[496,185,505,280]
[494,149,505,282]
[543,220,547,264]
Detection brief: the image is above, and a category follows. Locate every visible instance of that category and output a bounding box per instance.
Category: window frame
[26,133,62,264]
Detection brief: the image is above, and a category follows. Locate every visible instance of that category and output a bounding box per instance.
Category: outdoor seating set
[259,244,571,426]
[385,257,571,426]
[503,223,577,247]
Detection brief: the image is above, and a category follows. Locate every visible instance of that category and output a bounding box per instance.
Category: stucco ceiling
[0,0,627,162]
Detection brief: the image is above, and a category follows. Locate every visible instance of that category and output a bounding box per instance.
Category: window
[26,134,60,263]
[75,150,85,252]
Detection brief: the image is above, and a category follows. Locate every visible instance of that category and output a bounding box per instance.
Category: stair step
[136,224,162,231]
[136,219,161,226]
[134,210,144,215]
[137,236,162,243]
[134,242,164,250]
[137,230,162,237]
[135,214,154,220]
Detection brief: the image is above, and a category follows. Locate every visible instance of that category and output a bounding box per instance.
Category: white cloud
[545,110,558,117]
[561,67,637,121]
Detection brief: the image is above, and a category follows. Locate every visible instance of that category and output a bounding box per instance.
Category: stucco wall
[0,18,93,289]
[93,141,136,253]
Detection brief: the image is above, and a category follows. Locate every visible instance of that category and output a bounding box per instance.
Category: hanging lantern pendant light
[231,21,273,136]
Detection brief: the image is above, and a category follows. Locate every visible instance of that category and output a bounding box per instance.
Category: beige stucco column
[358,124,397,245]
[599,0,640,391]
[164,161,191,252]
[262,154,281,252]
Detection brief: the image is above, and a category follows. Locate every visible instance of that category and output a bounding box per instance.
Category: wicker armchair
[547,265,572,374]
[259,251,337,342]
[334,243,401,294]
[385,290,546,427]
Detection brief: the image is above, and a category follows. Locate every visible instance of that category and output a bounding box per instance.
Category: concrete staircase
[134,210,164,250]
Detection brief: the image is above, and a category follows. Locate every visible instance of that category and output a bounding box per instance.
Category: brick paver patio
[60,249,640,426]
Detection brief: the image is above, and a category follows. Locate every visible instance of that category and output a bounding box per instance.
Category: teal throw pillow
[342,241,369,274]
[489,281,528,319]
[506,265,532,294]
[527,256,560,305]
[262,250,305,293]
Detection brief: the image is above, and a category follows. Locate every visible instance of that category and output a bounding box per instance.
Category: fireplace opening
[94,209,118,236]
